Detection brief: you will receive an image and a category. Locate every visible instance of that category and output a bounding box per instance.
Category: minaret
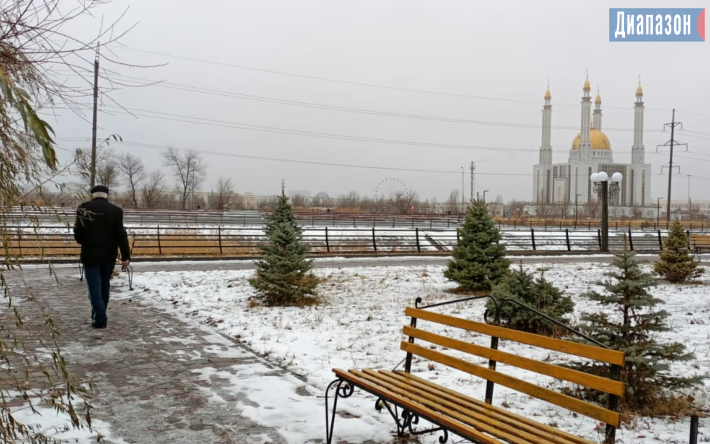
[579,76,593,162]
[632,83,645,164]
[592,89,602,130]
[539,86,553,164]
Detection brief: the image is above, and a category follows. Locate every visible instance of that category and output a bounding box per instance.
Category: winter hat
[91,185,109,195]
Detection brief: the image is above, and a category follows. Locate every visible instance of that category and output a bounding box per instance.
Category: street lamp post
[460,166,465,214]
[590,171,623,252]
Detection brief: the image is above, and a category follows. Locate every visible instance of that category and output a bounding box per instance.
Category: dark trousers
[84,263,115,326]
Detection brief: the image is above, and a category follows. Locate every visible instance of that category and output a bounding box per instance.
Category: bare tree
[509,199,525,217]
[585,198,601,219]
[97,156,120,190]
[141,170,165,209]
[337,191,361,210]
[0,1,141,441]
[117,153,145,208]
[446,189,460,214]
[390,190,419,214]
[161,147,206,210]
[291,194,308,209]
[210,176,235,210]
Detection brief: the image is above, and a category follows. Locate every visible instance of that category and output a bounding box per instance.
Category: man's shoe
[91,322,107,329]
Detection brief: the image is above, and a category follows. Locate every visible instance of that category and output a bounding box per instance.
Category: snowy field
[121,260,709,444]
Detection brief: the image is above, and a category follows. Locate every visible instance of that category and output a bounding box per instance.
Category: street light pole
[460,166,465,214]
[591,171,622,252]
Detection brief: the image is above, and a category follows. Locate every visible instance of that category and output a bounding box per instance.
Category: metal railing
[3,225,708,260]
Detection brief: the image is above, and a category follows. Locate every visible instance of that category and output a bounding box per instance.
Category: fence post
[565,229,571,251]
[243,215,246,226]
[17,232,22,258]
[513,220,516,230]
[415,228,421,252]
[312,216,314,227]
[333,216,335,227]
[325,226,330,252]
[690,414,699,444]
[597,229,602,251]
[687,230,691,250]
[218,226,223,255]
[393,218,396,228]
[372,227,377,252]
[588,221,591,230]
[657,230,663,251]
[157,226,162,255]
[456,229,460,245]
[353,217,356,228]
[628,227,634,251]
[530,228,536,251]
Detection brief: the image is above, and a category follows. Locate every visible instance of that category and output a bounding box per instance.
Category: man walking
[74,185,130,329]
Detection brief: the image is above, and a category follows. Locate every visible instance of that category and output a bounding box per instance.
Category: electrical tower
[656,109,687,224]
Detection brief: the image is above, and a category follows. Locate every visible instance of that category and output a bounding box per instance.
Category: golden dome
[595,92,601,104]
[636,84,643,96]
[583,79,591,91]
[572,129,611,150]
[544,88,551,100]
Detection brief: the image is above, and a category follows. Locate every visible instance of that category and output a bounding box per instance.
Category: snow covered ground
[125,260,709,444]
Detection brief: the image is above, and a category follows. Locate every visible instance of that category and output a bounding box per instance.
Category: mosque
[532,78,654,216]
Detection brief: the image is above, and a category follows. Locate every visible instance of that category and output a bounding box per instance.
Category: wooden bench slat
[361,369,590,444]
[403,325,624,396]
[333,368,504,444]
[390,370,596,444]
[352,369,543,444]
[405,307,625,366]
[401,341,621,426]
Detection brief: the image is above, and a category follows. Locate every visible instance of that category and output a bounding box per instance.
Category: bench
[325,296,625,444]
[691,234,710,259]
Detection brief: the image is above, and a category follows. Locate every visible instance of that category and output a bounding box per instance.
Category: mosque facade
[532,78,654,216]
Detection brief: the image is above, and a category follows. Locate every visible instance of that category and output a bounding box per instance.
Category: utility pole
[469,161,475,202]
[460,167,464,213]
[657,109,686,225]
[90,43,100,188]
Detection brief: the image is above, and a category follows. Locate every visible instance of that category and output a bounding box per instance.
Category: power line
[107,45,686,114]
[56,70,664,133]
[56,103,676,156]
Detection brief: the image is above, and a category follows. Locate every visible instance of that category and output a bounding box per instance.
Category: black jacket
[74,197,130,265]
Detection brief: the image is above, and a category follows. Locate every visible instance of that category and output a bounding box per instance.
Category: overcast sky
[50,0,710,203]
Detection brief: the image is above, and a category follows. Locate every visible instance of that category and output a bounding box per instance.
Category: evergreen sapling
[444,199,510,292]
[489,265,574,335]
[579,251,701,412]
[250,195,318,306]
[654,221,704,283]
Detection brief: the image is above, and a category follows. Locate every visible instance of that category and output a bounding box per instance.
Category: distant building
[532,77,654,217]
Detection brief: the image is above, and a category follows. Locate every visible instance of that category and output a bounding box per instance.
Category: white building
[532,78,653,216]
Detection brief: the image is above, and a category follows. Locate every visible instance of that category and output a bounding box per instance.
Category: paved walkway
[4,266,288,444]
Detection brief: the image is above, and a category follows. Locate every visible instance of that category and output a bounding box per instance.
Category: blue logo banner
[609,8,705,42]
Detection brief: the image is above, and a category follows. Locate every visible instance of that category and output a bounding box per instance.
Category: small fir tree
[579,251,701,411]
[444,199,510,292]
[489,265,574,335]
[654,221,704,283]
[265,194,301,237]
[250,196,318,305]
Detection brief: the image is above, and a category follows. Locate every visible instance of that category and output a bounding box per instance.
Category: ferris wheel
[374,177,409,201]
